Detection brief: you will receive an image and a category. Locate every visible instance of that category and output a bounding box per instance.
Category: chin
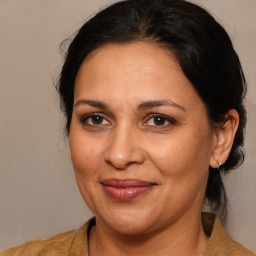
[96,208,159,235]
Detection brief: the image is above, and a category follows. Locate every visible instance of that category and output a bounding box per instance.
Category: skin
[69,42,239,256]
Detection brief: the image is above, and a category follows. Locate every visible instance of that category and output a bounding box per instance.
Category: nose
[104,125,145,170]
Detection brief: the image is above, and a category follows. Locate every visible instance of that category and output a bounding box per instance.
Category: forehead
[81,42,178,70]
[75,42,180,82]
[74,42,204,112]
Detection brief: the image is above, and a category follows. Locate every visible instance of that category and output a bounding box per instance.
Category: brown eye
[91,116,104,124]
[81,114,110,126]
[153,116,166,126]
[143,114,176,128]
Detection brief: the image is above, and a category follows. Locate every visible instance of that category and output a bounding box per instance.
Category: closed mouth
[101,179,156,201]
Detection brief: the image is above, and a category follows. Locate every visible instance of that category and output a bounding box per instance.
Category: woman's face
[69,42,217,235]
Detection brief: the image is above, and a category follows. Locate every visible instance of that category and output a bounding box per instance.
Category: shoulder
[0,220,91,256]
[202,212,255,256]
[0,230,76,256]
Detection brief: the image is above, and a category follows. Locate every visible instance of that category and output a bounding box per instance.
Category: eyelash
[79,113,177,129]
[143,114,176,128]
[80,113,111,127]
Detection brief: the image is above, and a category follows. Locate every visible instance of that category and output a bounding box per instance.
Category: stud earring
[217,161,222,170]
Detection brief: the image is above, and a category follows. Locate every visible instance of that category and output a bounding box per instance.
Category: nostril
[104,149,145,170]
[104,157,133,170]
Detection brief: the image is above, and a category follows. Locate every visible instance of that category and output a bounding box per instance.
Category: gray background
[0,0,255,252]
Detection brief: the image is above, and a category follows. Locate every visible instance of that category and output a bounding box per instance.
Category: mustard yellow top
[1,213,255,256]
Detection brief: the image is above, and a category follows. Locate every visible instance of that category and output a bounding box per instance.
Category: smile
[101,179,155,201]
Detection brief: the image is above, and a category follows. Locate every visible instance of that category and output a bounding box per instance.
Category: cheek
[69,127,105,210]
[69,128,103,178]
[150,133,212,210]
[148,127,213,183]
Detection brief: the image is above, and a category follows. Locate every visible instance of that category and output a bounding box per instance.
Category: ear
[210,109,239,169]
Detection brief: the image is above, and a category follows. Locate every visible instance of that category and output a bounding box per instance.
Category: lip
[101,179,155,201]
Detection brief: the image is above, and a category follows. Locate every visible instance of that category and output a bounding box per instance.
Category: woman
[1,0,255,255]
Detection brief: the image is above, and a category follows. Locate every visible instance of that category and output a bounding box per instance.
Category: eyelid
[79,112,177,128]
[142,113,177,127]
[80,112,111,126]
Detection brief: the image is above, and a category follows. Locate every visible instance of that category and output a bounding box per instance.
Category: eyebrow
[74,99,108,109]
[138,100,186,112]
[74,99,186,112]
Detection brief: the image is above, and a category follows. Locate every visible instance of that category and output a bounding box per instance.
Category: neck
[88,212,209,256]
